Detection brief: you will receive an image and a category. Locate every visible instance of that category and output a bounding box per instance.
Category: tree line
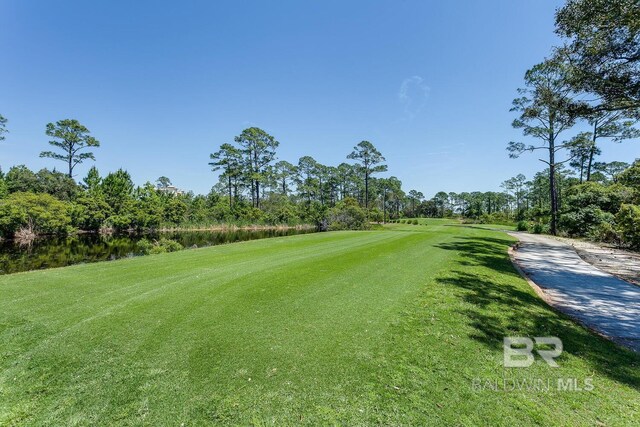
[498,0,640,246]
[1,0,639,248]
[207,128,394,213]
[0,117,426,238]
[408,0,640,248]
[349,0,640,248]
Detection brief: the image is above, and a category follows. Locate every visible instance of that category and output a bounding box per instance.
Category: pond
[0,228,316,275]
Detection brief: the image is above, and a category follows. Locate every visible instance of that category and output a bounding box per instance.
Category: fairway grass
[1,221,638,425]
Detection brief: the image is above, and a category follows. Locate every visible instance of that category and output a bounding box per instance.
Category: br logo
[503,337,563,368]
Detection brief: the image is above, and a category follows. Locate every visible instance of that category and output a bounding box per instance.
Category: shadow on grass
[435,235,640,390]
[436,235,520,276]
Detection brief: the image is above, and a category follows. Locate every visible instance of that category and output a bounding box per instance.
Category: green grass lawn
[403,217,518,231]
[1,221,638,425]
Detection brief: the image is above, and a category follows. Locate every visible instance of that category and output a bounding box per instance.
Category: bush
[0,177,7,199]
[136,238,154,254]
[70,194,111,231]
[559,207,614,237]
[616,204,640,249]
[589,221,620,244]
[411,219,419,225]
[478,214,491,224]
[531,222,546,234]
[246,207,265,223]
[105,214,133,231]
[369,208,383,223]
[0,192,71,237]
[210,201,233,222]
[273,205,298,225]
[326,198,368,230]
[516,220,528,231]
[137,237,184,255]
[298,201,328,229]
[163,198,188,225]
[619,160,640,190]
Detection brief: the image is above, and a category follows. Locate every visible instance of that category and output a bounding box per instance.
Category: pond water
[0,228,316,275]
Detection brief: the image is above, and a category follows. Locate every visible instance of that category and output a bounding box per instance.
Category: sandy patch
[556,237,640,287]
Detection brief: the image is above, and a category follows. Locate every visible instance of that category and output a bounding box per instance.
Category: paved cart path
[509,232,640,352]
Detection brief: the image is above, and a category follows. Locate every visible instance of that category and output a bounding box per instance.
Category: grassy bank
[0,220,638,425]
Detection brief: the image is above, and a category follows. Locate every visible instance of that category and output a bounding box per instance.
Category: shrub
[0,192,71,237]
[155,238,183,253]
[589,221,620,244]
[298,201,328,229]
[247,207,265,223]
[4,165,38,193]
[619,160,640,190]
[326,198,368,230]
[163,198,188,225]
[369,208,383,223]
[531,222,545,234]
[616,204,640,249]
[136,238,154,254]
[210,201,233,222]
[411,219,419,225]
[273,205,298,224]
[0,177,8,199]
[137,237,184,255]
[105,214,133,231]
[478,214,490,224]
[516,220,528,231]
[70,194,111,231]
[559,207,614,237]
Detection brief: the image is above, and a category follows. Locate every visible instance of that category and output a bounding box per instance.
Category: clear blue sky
[1,0,638,196]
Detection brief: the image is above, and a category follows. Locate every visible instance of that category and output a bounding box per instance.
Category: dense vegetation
[409,160,640,247]
[1,2,639,424]
[409,0,640,247]
[0,122,416,238]
[1,221,638,425]
[1,0,639,248]
[503,0,640,243]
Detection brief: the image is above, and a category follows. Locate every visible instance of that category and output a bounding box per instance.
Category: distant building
[157,185,184,196]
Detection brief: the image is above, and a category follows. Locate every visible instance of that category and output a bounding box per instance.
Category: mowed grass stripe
[1,223,639,426]
[0,231,405,365]
[0,229,453,424]
[0,231,396,324]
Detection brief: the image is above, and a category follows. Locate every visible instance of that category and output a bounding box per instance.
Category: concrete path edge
[507,240,639,353]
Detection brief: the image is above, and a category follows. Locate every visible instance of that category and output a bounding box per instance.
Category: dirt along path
[508,232,640,352]
[555,237,640,286]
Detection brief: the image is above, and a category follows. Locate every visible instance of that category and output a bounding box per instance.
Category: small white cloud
[398,76,430,119]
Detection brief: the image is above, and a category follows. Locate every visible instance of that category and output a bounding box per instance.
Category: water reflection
[0,228,315,274]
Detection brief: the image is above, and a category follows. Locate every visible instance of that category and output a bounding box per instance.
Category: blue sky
[1,0,638,196]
